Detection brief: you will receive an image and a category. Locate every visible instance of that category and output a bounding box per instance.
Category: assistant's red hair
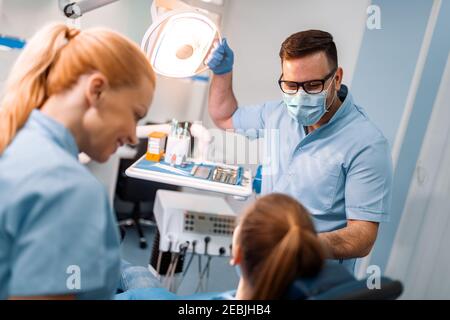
[0,23,155,153]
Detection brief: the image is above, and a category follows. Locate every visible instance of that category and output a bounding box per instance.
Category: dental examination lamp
[58,0,120,19]
[141,0,221,78]
[59,0,221,79]
[130,1,256,199]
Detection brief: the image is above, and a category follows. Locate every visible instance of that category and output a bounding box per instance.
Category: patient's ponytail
[0,24,76,153]
[0,22,155,154]
[238,194,325,300]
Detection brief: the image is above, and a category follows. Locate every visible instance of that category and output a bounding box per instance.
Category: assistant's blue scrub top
[232,85,393,272]
[0,110,120,299]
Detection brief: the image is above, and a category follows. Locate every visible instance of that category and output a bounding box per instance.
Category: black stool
[115,137,179,249]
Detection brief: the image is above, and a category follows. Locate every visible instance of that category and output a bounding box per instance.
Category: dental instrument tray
[125,156,253,198]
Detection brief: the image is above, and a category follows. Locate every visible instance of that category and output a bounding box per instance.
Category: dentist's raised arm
[207,39,238,130]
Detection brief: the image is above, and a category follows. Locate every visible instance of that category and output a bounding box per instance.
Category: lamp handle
[151,0,193,20]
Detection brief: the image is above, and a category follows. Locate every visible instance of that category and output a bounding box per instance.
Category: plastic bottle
[170,119,178,136]
[183,122,190,138]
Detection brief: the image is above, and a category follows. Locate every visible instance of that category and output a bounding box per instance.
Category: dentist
[207,30,393,272]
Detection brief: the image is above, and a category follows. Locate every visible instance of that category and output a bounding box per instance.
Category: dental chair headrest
[283,261,354,300]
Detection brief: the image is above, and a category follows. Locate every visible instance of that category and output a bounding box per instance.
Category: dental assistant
[207,30,393,272]
[0,23,155,299]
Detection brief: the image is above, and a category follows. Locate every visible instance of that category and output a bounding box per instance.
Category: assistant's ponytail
[0,24,75,153]
[0,22,155,155]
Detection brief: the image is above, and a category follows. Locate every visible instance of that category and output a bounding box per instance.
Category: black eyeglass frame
[278,67,338,95]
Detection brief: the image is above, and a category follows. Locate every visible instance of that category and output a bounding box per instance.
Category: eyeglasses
[278,68,337,95]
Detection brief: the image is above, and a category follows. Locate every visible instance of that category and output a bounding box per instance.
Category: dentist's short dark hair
[280,30,338,70]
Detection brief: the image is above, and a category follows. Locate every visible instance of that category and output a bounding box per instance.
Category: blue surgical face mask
[283,75,336,126]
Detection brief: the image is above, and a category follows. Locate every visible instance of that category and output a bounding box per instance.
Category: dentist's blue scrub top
[232,85,393,272]
[0,110,120,299]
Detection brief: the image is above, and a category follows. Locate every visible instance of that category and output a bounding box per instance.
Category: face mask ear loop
[324,74,337,113]
[325,92,337,113]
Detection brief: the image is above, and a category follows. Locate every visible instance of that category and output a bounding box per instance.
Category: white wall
[386,53,450,299]
[0,0,152,87]
[356,0,449,274]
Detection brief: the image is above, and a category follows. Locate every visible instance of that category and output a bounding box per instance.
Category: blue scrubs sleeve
[7,170,120,298]
[232,102,272,139]
[344,139,393,222]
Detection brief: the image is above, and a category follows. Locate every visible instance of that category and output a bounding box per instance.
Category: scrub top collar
[327,84,352,126]
[27,109,79,159]
[316,84,352,127]
[300,84,352,135]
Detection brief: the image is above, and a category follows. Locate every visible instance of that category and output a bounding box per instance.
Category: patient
[117,193,335,300]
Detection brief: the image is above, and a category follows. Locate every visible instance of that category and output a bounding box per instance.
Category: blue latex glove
[115,287,232,300]
[253,165,263,194]
[115,287,178,300]
[207,38,234,75]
